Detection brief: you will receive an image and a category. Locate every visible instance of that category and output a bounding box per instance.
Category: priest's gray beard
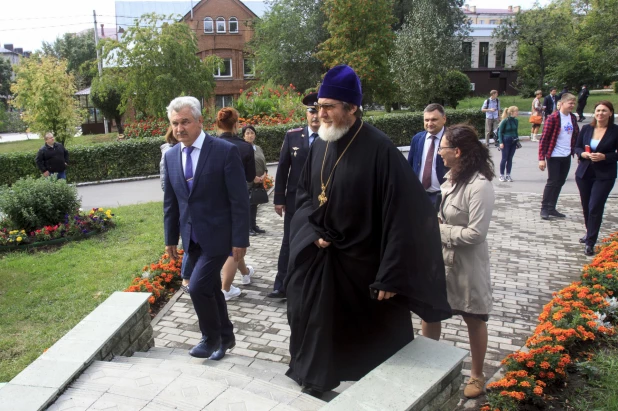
[318,122,351,142]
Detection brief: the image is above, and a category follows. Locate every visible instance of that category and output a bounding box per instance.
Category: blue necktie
[309,133,318,146]
[183,146,198,243]
[184,146,194,191]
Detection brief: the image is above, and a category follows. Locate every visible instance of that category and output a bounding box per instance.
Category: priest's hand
[232,247,247,262]
[166,245,179,261]
[377,290,397,301]
[314,238,331,248]
[275,205,285,216]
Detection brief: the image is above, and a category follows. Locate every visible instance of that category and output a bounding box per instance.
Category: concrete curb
[151,288,185,327]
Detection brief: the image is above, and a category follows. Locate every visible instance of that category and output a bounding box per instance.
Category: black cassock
[284,119,452,392]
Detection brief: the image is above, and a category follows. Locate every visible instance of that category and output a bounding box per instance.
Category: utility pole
[93,10,108,134]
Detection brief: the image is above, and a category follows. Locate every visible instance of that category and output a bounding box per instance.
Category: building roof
[0,47,19,54]
[463,8,516,14]
[115,0,268,30]
[75,87,91,96]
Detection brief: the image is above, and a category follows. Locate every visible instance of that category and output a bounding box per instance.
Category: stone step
[48,352,327,410]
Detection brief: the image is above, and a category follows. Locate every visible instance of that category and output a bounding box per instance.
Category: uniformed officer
[268,92,319,299]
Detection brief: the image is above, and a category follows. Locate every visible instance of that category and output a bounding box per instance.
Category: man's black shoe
[585,245,595,256]
[249,229,257,236]
[301,387,323,399]
[579,235,587,244]
[209,338,236,361]
[540,210,550,220]
[578,118,583,122]
[189,338,221,358]
[266,290,286,299]
[252,226,266,234]
[549,210,566,218]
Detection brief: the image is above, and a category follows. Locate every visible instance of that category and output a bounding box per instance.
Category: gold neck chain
[318,121,364,207]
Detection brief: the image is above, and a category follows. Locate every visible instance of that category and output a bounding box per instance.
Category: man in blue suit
[407,103,449,207]
[163,96,249,360]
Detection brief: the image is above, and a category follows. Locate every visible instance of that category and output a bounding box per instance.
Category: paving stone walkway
[153,191,618,403]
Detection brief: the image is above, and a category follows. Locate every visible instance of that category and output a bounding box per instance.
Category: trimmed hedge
[0,109,485,186]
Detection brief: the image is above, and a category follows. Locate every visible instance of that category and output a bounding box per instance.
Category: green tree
[494,3,572,95]
[90,72,125,134]
[0,58,13,109]
[316,0,397,105]
[249,0,328,93]
[99,14,218,118]
[390,0,470,109]
[10,56,83,145]
[440,71,471,109]
[41,30,97,89]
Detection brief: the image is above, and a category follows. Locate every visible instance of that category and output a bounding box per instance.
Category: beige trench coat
[439,171,495,315]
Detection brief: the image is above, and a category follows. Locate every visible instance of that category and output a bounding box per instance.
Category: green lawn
[0,133,119,154]
[455,91,618,111]
[0,201,164,382]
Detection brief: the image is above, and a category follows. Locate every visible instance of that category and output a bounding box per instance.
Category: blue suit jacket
[163,133,250,256]
[407,130,447,186]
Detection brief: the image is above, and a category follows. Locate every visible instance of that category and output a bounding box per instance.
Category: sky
[1,0,551,53]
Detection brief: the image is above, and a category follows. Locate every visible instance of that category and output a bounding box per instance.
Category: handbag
[529,115,542,125]
[249,184,269,205]
[515,138,522,149]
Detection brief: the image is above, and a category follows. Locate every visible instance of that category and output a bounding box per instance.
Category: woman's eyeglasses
[437,146,455,152]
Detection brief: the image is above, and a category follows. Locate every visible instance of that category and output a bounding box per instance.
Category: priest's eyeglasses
[315,103,343,111]
[437,146,456,152]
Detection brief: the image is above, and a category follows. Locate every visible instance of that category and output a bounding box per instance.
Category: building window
[479,20,484,24]
[229,17,238,33]
[243,58,255,77]
[216,95,234,109]
[204,17,213,33]
[214,58,232,77]
[478,42,489,68]
[462,42,472,69]
[489,19,497,24]
[495,42,506,68]
[216,17,226,33]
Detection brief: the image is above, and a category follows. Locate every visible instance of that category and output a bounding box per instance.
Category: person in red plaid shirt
[538,93,580,220]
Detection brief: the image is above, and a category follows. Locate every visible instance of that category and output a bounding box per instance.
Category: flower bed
[125,251,183,309]
[484,234,618,411]
[0,208,115,250]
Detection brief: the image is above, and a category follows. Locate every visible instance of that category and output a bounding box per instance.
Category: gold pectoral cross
[318,184,328,207]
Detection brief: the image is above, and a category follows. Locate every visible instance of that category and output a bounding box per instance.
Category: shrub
[0,138,164,186]
[0,110,485,186]
[0,176,80,232]
[234,81,305,123]
[123,118,169,139]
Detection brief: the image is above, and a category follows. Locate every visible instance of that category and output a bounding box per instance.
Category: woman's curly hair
[444,124,495,185]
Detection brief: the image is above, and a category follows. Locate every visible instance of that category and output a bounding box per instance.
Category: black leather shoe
[301,387,323,399]
[209,338,236,361]
[189,338,221,358]
[249,229,257,236]
[540,210,550,220]
[266,290,286,299]
[252,226,266,234]
[579,236,587,244]
[549,210,566,218]
[585,246,595,256]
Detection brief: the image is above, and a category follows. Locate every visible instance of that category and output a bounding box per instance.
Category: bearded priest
[284,65,452,397]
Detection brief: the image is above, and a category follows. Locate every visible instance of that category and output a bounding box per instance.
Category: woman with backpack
[498,106,520,182]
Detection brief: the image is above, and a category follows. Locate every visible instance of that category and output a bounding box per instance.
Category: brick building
[115,0,267,109]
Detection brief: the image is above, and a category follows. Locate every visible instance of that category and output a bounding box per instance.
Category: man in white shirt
[407,104,448,207]
[538,93,580,220]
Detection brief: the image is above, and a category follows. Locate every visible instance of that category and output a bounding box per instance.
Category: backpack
[484,98,500,112]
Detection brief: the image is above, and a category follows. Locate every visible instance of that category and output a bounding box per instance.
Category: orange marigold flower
[547,372,556,379]
[526,361,535,367]
[519,381,531,388]
[533,386,543,395]
[540,361,551,369]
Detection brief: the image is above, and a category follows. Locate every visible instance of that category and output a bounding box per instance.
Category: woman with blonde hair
[530,90,543,142]
[216,107,257,301]
[497,106,520,182]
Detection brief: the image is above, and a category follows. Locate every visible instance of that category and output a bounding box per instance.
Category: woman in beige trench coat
[422,124,495,399]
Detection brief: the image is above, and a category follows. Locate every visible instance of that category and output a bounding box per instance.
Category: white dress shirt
[180,131,205,177]
[419,127,444,193]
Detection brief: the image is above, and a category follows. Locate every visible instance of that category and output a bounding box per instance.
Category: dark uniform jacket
[35,142,69,173]
[274,126,313,211]
[219,132,256,183]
